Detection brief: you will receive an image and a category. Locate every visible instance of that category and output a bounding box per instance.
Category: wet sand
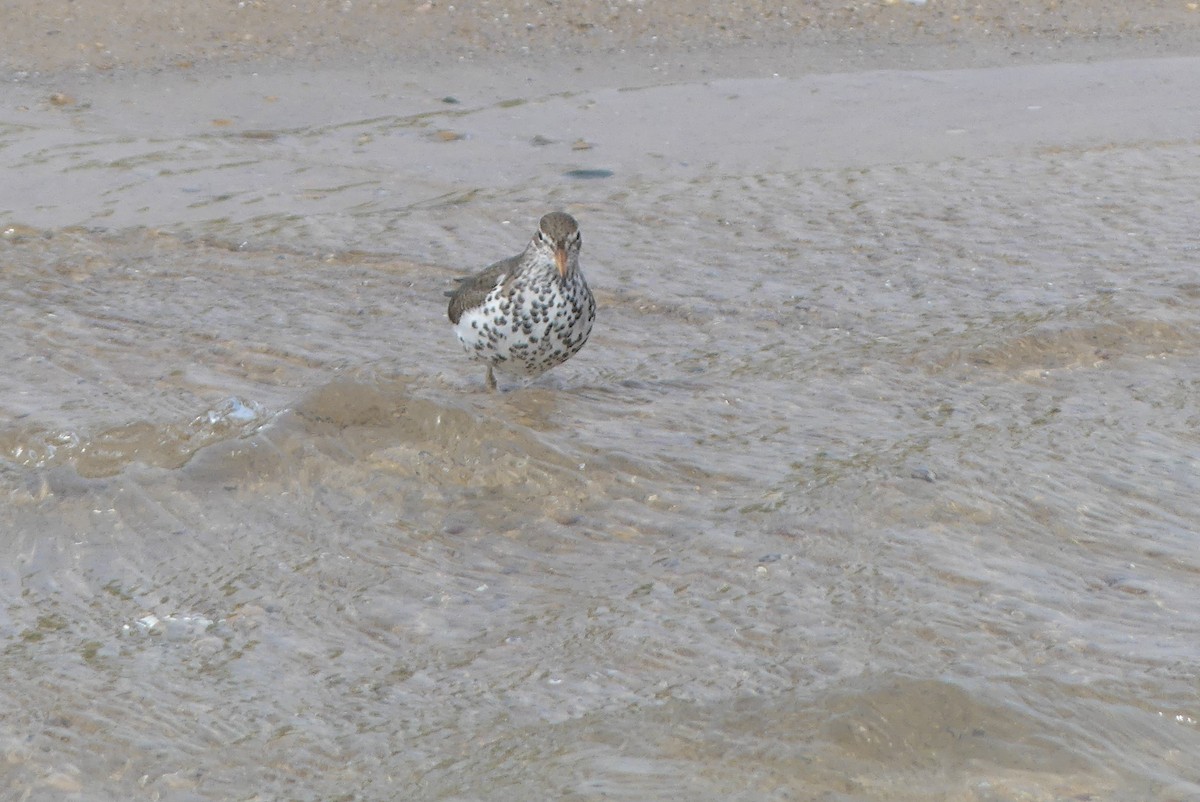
[4,3,1200,802]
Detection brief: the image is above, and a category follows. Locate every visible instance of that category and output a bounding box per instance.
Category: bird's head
[534,211,582,279]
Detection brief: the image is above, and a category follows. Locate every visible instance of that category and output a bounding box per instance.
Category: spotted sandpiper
[447,212,595,390]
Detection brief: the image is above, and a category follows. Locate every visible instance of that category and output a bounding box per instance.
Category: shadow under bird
[446,212,596,390]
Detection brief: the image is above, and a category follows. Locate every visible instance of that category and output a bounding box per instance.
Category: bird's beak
[555,246,568,278]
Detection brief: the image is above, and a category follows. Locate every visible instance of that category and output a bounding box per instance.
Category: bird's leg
[485,366,497,392]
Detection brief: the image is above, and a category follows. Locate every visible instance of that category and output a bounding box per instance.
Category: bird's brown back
[446,254,523,324]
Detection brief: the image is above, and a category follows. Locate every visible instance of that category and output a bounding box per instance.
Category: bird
[446,212,596,391]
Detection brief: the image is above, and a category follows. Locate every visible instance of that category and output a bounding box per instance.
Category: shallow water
[3,54,1200,801]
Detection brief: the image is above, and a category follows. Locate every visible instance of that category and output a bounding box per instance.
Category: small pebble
[909,465,937,482]
[563,168,613,179]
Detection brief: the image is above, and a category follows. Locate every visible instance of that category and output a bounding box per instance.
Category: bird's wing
[446,253,522,324]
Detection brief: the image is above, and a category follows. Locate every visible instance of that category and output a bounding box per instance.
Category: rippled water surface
[3,55,1200,800]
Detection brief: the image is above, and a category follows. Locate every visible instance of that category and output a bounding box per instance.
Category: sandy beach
[7,0,1200,79]
[4,3,1200,801]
